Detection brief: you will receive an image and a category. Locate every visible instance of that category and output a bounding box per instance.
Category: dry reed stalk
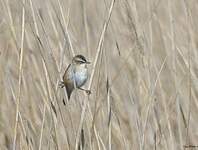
[75,0,116,149]
[57,0,75,57]
[13,0,25,149]
[141,56,167,150]
[38,104,46,150]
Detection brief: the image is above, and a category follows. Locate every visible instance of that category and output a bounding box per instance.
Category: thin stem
[13,0,26,149]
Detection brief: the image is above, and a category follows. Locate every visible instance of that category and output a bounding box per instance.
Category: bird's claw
[85,90,91,95]
[58,81,65,88]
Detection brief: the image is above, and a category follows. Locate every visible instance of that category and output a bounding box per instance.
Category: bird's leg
[58,81,65,88]
[78,87,91,95]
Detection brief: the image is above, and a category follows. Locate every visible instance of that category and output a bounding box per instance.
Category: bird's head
[72,54,91,65]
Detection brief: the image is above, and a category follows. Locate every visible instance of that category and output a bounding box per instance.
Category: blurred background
[0,0,198,149]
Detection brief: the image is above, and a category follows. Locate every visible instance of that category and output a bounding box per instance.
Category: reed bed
[0,0,198,149]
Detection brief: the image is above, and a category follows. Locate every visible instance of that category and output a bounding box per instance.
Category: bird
[60,54,91,100]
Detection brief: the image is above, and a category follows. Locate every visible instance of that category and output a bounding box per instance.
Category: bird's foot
[85,90,91,95]
[58,81,65,88]
[78,87,91,95]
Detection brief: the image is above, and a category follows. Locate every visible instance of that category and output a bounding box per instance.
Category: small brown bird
[60,55,91,100]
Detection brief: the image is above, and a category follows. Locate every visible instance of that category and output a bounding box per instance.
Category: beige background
[0,0,198,149]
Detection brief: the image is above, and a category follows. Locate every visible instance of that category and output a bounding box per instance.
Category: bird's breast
[74,67,88,87]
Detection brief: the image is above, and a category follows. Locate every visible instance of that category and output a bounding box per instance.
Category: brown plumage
[61,55,91,100]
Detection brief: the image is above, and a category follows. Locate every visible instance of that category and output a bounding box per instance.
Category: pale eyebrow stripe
[76,59,86,63]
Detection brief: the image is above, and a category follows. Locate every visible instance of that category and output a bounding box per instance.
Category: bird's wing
[63,64,71,80]
[63,64,74,100]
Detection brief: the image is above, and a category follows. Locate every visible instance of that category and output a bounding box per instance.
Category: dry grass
[0,0,198,149]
